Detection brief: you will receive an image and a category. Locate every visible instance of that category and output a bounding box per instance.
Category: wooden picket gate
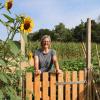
[22,70,97,100]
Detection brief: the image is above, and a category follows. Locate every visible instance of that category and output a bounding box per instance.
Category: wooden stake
[21,34,25,56]
[86,18,91,69]
[20,34,25,99]
[86,18,92,100]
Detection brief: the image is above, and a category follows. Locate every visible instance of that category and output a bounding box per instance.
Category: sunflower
[5,0,13,10]
[20,17,34,34]
[28,51,33,60]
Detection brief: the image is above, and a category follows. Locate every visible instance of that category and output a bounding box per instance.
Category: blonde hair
[41,35,51,42]
[41,35,51,48]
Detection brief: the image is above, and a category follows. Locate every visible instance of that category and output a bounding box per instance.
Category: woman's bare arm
[53,55,62,74]
[52,55,62,72]
[34,55,41,75]
[34,55,39,70]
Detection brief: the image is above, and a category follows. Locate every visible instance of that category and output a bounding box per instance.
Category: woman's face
[41,38,51,49]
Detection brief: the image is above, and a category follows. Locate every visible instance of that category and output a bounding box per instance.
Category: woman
[34,35,62,75]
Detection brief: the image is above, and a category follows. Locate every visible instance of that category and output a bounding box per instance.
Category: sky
[0,0,100,40]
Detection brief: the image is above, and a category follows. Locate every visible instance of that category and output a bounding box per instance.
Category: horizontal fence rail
[24,70,98,100]
[56,80,87,85]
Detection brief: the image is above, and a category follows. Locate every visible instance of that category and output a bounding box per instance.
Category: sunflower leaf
[0,59,6,66]
[8,40,19,56]
[0,19,8,26]
[0,19,12,29]
[0,90,4,99]
[0,73,8,83]
[3,14,14,23]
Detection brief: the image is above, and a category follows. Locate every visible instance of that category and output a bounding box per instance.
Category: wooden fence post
[34,74,41,100]
[20,34,25,99]
[65,71,70,100]
[50,73,56,100]
[86,18,92,100]
[79,71,85,100]
[58,73,64,100]
[26,73,33,100]
[42,73,49,100]
[72,71,77,100]
[21,34,25,56]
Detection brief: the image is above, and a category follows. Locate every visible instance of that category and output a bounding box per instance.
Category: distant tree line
[28,19,100,42]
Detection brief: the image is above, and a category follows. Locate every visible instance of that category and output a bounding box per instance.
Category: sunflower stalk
[10,23,18,40]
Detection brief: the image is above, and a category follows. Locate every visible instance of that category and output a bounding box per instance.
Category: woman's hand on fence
[56,69,63,74]
[35,69,41,75]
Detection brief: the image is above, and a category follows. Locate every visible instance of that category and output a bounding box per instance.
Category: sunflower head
[5,0,13,10]
[20,17,34,34]
[28,51,33,60]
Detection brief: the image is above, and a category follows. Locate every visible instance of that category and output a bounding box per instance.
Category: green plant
[0,1,32,99]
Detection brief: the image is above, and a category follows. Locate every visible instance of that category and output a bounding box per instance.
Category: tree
[29,29,56,41]
[73,21,86,42]
[29,18,100,43]
[91,20,100,42]
[54,23,73,42]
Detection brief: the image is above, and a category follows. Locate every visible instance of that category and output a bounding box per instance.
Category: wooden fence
[22,70,99,100]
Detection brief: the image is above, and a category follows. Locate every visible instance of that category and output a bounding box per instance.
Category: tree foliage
[29,19,100,42]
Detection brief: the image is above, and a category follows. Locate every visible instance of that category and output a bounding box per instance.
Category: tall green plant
[0,1,33,99]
